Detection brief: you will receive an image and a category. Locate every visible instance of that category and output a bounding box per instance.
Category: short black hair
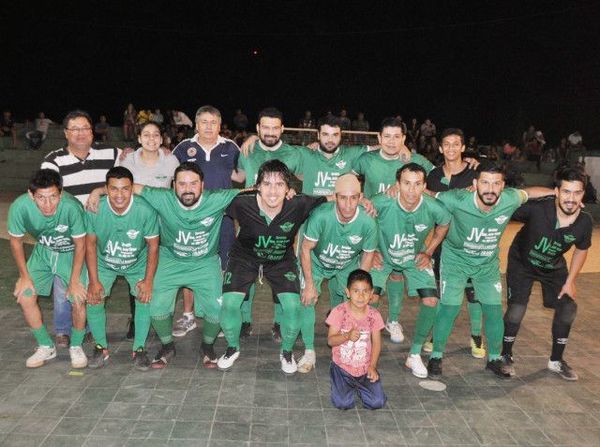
[174,161,204,182]
[346,269,373,289]
[29,169,62,194]
[63,109,93,129]
[556,167,587,188]
[475,163,503,179]
[106,166,134,185]
[318,115,342,131]
[440,128,465,145]
[380,117,406,135]
[256,159,292,188]
[258,107,283,123]
[396,162,427,182]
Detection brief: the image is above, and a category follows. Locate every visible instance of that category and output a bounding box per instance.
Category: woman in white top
[121,121,180,188]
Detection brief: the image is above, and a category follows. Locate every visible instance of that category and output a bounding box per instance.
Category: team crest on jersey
[494,215,508,224]
[348,235,362,244]
[127,230,140,239]
[494,282,502,293]
[55,224,68,233]
[200,217,215,226]
[415,224,428,232]
[279,222,294,232]
[284,271,297,281]
[335,160,347,169]
[187,147,197,157]
[564,234,576,243]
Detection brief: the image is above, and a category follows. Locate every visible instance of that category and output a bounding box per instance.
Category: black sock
[471,334,482,348]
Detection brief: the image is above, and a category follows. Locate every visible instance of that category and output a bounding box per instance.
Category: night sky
[2,0,599,146]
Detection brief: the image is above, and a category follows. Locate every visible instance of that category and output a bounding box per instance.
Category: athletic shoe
[172,316,197,337]
[125,319,135,340]
[548,359,578,381]
[405,354,428,378]
[201,342,218,369]
[502,354,516,377]
[151,342,176,369]
[470,336,486,359]
[69,346,88,369]
[132,349,151,371]
[55,334,70,348]
[26,345,57,368]
[88,344,109,369]
[240,322,253,338]
[217,347,240,371]
[297,349,316,373]
[423,340,433,353]
[271,323,282,344]
[485,359,511,378]
[280,350,297,375]
[427,357,442,377]
[385,321,404,343]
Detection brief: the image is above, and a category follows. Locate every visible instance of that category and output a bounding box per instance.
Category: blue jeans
[330,362,386,410]
[53,276,72,336]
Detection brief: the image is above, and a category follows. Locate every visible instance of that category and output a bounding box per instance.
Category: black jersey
[226,191,326,262]
[510,197,592,271]
[426,164,477,192]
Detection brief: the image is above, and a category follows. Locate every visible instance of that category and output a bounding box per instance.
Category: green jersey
[437,188,527,266]
[8,192,86,253]
[299,145,366,196]
[238,141,303,187]
[140,187,239,261]
[304,202,378,271]
[372,193,451,269]
[353,150,434,198]
[86,196,159,272]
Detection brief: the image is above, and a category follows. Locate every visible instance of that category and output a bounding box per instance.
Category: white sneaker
[548,359,578,381]
[26,345,57,368]
[405,354,428,378]
[172,316,197,337]
[69,346,88,369]
[385,321,404,343]
[217,347,240,371]
[280,351,297,374]
[297,350,316,373]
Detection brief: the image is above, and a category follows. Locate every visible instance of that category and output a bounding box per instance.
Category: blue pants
[330,362,386,410]
[53,276,72,336]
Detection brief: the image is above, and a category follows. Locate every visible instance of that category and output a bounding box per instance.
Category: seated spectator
[575,162,597,204]
[419,118,437,150]
[172,110,193,129]
[298,110,315,129]
[466,136,478,152]
[25,112,53,150]
[150,108,164,126]
[136,109,151,133]
[233,109,249,131]
[0,110,18,147]
[220,123,233,139]
[351,112,369,132]
[339,109,351,130]
[502,140,518,160]
[123,103,137,141]
[94,115,111,142]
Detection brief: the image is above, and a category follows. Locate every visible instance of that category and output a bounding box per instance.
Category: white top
[121,148,180,188]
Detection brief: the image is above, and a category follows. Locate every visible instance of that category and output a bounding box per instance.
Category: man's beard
[177,192,200,207]
[477,190,499,206]
[259,135,280,147]
[319,143,340,154]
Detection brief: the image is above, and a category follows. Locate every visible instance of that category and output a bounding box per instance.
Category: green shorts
[370,262,437,298]
[300,260,359,306]
[98,263,146,300]
[150,253,222,322]
[439,253,501,305]
[27,245,88,301]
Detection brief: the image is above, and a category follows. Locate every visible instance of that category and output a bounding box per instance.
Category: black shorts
[223,254,300,300]
[506,250,567,309]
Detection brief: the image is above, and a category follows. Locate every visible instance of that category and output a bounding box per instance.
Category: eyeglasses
[66,127,92,133]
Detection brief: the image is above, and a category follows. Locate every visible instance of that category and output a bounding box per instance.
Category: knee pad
[555,296,577,326]
[465,287,477,304]
[504,303,527,325]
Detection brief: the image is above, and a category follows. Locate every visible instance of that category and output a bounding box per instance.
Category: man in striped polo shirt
[41,110,120,347]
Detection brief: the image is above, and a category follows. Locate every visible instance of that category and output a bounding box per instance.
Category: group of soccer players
[8,108,592,385]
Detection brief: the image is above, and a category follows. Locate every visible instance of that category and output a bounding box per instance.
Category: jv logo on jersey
[348,235,362,244]
[494,282,502,293]
[415,224,427,232]
[127,230,139,239]
[284,271,297,281]
[564,234,576,243]
[200,217,215,227]
[55,224,68,233]
[494,215,508,224]
[279,222,294,232]
[335,160,347,169]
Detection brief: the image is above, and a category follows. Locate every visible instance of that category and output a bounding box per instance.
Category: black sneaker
[548,359,578,381]
[88,344,109,369]
[502,354,516,377]
[240,322,253,338]
[201,342,218,369]
[271,323,282,344]
[132,348,151,371]
[427,357,442,377]
[486,359,511,378]
[126,319,135,340]
[151,342,176,369]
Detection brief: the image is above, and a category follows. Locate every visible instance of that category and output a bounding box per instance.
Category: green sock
[86,304,107,348]
[467,302,483,337]
[278,292,301,352]
[431,303,461,359]
[410,302,437,355]
[31,325,54,347]
[202,320,221,345]
[386,278,404,322]
[133,301,151,351]
[70,328,86,347]
[151,314,173,344]
[300,303,316,350]
[481,303,504,360]
[274,303,283,325]
[241,283,254,323]
[220,292,245,349]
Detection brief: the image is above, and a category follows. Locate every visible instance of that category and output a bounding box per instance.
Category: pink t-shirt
[326,302,385,377]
